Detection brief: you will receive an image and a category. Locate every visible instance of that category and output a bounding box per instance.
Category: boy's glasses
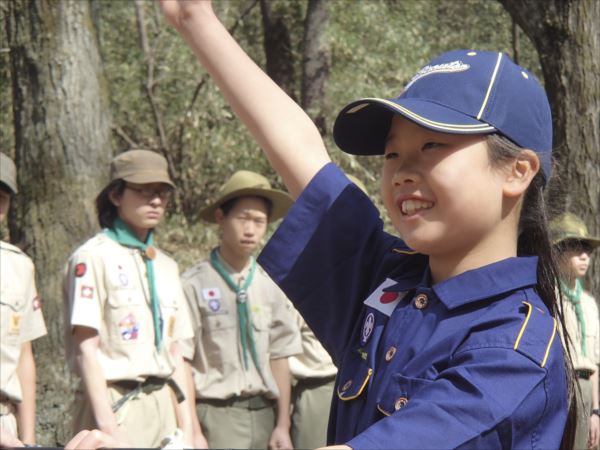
[126,184,173,201]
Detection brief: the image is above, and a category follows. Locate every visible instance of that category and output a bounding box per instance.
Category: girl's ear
[503,150,540,198]
[108,189,121,207]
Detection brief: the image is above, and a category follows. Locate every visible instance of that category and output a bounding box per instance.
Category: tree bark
[301,0,330,136]
[500,0,600,296]
[259,0,297,101]
[5,0,112,444]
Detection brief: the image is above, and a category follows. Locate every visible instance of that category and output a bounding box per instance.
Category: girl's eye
[384,152,399,160]
[422,142,441,151]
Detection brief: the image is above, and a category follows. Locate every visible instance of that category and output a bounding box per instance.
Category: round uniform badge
[74,263,87,277]
[208,298,221,312]
[361,312,375,346]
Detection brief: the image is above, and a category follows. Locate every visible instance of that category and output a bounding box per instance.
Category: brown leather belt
[110,376,185,412]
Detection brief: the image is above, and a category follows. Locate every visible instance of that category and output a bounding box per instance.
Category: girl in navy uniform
[161,1,575,448]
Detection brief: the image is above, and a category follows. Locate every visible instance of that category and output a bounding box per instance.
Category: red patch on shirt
[379,291,399,304]
[74,263,87,278]
[32,296,42,311]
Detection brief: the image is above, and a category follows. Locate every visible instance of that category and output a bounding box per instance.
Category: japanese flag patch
[363,278,407,316]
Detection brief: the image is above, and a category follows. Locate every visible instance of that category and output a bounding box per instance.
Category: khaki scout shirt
[287,304,337,381]
[563,290,600,373]
[180,251,302,400]
[0,241,47,402]
[63,233,193,381]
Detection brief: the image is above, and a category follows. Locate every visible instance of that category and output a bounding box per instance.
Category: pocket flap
[337,364,373,401]
[377,374,433,416]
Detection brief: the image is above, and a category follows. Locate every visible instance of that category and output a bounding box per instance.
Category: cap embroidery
[404,60,471,91]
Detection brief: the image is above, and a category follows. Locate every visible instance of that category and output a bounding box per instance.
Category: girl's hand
[64,429,120,450]
[159,0,213,31]
[589,414,599,449]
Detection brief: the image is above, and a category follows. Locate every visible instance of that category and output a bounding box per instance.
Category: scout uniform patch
[118,313,139,341]
[363,278,407,316]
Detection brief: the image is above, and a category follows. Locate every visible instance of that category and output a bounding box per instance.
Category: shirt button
[385,346,397,362]
[414,293,429,309]
[394,396,408,410]
[341,380,353,392]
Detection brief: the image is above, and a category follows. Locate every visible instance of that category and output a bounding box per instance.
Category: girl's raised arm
[160,0,331,198]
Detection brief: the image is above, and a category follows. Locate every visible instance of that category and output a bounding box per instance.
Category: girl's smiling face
[381,115,510,264]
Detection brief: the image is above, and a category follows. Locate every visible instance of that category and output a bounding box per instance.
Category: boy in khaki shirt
[181,170,301,449]
[0,153,47,445]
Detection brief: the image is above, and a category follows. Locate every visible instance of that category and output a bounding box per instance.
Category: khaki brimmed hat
[0,153,18,194]
[200,170,293,223]
[549,212,600,249]
[110,150,175,188]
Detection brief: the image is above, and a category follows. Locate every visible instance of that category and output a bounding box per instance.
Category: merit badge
[361,312,375,346]
[167,316,176,337]
[9,313,21,335]
[118,271,129,287]
[363,278,406,317]
[80,285,94,299]
[32,296,42,311]
[208,298,221,312]
[118,313,139,341]
[74,263,87,277]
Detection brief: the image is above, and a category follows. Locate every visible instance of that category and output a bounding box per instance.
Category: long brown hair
[95,179,125,229]
[487,134,576,449]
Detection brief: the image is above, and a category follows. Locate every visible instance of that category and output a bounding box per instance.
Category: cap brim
[199,188,293,223]
[122,172,175,188]
[553,236,600,249]
[333,97,496,155]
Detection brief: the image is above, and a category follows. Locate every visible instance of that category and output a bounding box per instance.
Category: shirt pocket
[105,288,148,345]
[336,350,373,401]
[0,295,21,344]
[377,374,433,416]
[202,313,238,364]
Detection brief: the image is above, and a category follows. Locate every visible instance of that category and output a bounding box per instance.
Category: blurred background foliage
[1,0,536,271]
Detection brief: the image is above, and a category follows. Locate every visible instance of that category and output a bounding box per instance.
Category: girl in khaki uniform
[180,170,301,449]
[551,213,600,450]
[63,150,196,448]
[0,153,47,446]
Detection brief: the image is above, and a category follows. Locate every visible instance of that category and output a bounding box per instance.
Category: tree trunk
[301,0,330,136]
[259,0,297,101]
[500,0,600,296]
[5,0,112,444]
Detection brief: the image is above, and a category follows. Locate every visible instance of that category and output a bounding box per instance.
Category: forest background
[1,0,598,445]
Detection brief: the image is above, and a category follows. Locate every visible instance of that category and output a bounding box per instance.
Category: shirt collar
[432,256,539,310]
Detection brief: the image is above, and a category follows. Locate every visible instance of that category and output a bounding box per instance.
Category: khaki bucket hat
[0,152,18,194]
[200,170,293,223]
[549,212,600,249]
[110,150,175,188]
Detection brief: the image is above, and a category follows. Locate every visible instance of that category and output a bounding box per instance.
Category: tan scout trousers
[197,397,275,449]
[575,377,596,450]
[291,378,335,449]
[72,383,177,448]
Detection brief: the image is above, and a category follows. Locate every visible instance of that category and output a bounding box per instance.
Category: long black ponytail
[487,134,577,450]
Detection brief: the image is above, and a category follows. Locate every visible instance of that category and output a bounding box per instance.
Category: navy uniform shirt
[258,163,568,449]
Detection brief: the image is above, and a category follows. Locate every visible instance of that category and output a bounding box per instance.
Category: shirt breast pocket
[106,289,148,345]
[377,374,433,416]
[336,350,373,401]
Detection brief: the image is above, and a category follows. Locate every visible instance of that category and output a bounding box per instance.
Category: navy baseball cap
[333,49,553,180]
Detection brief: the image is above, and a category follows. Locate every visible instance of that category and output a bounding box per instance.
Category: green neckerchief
[210,248,260,373]
[561,279,586,356]
[104,218,162,351]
